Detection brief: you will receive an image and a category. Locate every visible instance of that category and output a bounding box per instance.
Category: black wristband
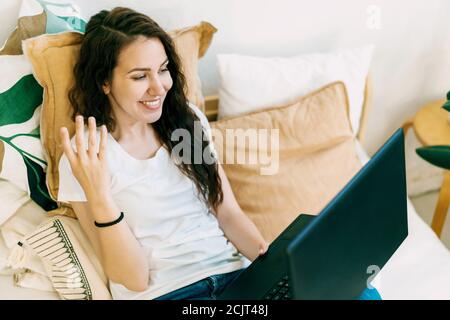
[94,211,124,228]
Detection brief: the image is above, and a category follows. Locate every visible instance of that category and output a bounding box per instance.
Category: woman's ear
[102,82,110,95]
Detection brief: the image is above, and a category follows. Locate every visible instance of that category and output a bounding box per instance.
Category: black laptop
[218,128,408,300]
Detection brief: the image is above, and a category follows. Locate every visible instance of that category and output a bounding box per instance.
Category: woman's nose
[148,74,165,96]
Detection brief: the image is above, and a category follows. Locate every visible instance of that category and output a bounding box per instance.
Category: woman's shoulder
[187,101,201,112]
[187,102,210,130]
[187,101,203,118]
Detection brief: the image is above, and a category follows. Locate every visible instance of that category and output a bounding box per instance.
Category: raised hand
[60,115,111,201]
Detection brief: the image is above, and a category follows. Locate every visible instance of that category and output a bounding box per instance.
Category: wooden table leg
[431,170,450,237]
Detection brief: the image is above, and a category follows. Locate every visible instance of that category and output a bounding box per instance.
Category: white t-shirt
[57,104,250,300]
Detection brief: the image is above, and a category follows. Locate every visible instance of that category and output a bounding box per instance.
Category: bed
[1,82,449,299]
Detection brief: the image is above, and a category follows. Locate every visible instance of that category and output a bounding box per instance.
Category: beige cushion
[23,22,216,218]
[211,82,363,242]
[19,215,111,300]
[168,22,217,110]
[1,180,108,299]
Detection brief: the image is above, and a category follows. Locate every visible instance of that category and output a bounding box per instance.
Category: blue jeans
[155,269,243,300]
[154,269,382,300]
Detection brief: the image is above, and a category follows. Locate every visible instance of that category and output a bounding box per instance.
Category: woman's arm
[70,196,149,292]
[214,164,269,262]
[60,116,149,292]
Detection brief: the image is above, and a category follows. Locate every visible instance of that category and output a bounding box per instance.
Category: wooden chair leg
[431,170,450,237]
[402,118,414,134]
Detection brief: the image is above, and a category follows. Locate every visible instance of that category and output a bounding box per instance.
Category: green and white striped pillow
[0,0,85,55]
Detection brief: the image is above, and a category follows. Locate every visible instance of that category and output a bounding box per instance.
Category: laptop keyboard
[264,275,292,300]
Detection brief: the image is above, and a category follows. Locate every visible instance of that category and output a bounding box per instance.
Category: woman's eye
[159,68,169,74]
[133,75,146,80]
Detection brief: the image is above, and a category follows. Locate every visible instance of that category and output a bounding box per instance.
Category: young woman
[57,7,268,300]
[58,7,381,300]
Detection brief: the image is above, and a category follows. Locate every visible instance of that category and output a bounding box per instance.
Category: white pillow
[217,45,374,135]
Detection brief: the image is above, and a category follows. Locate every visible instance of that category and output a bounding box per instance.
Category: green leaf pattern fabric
[37,0,85,34]
[0,0,86,55]
[0,55,57,211]
[0,0,86,215]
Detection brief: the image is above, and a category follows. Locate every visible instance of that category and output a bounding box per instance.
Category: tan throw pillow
[210,82,363,243]
[168,22,217,110]
[23,22,216,218]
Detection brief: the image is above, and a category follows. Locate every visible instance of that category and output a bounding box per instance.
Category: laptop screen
[287,128,408,299]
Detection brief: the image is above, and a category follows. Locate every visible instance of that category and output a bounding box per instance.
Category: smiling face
[103,36,173,128]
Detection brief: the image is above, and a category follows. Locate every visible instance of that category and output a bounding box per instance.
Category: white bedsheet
[0,275,59,300]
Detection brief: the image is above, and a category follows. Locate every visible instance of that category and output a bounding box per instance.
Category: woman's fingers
[75,115,87,160]
[98,124,108,161]
[59,126,77,164]
[87,117,97,158]
[259,242,269,256]
[66,115,105,162]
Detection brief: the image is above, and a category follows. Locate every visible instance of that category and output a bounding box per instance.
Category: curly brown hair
[68,7,223,211]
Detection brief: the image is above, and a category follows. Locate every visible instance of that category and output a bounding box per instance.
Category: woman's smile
[139,98,161,111]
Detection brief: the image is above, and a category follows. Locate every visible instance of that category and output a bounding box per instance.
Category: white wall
[2,0,450,156]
